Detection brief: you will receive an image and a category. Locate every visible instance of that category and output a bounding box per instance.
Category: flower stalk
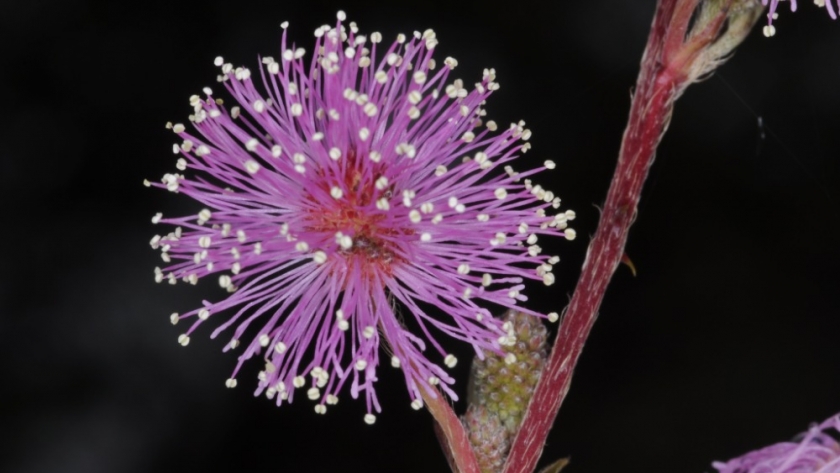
[499,1,763,471]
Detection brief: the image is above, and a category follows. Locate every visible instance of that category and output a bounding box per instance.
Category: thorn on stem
[621,252,638,277]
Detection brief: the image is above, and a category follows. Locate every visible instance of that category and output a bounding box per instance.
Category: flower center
[303,148,412,274]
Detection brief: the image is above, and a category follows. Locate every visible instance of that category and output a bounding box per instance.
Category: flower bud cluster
[464,309,551,471]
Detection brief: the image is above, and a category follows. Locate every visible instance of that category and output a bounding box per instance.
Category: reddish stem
[502,1,690,472]
[423,386,481,473]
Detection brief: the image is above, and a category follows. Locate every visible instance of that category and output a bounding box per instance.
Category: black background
[2,1,839,472]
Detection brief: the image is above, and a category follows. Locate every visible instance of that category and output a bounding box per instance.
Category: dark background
[2,1,838,472]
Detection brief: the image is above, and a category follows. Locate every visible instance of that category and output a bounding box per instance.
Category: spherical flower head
[147,11,574,420]
[713,412,840,472]
[762,0,839,37]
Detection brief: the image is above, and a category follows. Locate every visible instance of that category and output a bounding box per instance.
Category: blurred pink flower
[713,412,840,473]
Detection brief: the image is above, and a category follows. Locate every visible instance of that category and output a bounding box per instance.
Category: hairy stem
[502,1,687,471]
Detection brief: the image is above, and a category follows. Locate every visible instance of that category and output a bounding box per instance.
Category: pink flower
[713,412,840,472]
[762,0,839,37]
[147,11,573,422]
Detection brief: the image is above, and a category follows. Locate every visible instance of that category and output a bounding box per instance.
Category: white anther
[457,263,470,275]
[413,71,427,84]
[198,309,210,320]
[375,176,389,190]
[402,189,415,205]
[390,356,401,368]
[338,319,349,331]
[431,214,442,224]
[330,186,344,199]
[326,394,339,405]
[420,202,434,214]
[420,232,432,242]
[564,229,577,241]
[494,188,508,200]
[447,196,458,208]
[359,127,370,141]
[264,146,281,160]
[259,334,271,347]
[289,103,302,116]
[295,241,310,252]
[428,376,440,385]
[313,251,327,265]
[245,160,260,174]
[504,353,517,365]
[376,198,390,211]
[434,165,447,177]
[218,274,232,289]
[314,405,326,414]
[324,147,341,161]
[363,103,378,117]
[198,236,212,248]
[364,414,376,425]
[293,376,306,388]
[225,378,238,388]
[362,326,375,339]
[355,359,368,371]
[444,354,458,368]
[273,341,287,354]
[543,272,556,286]
[481,273,493,287]
[178,334,190,346]
[334,234,350,250]
[365,150,380,163]
[169,312,179,325]
[408,90,422,105]
[307,387,321,400]
[547,312,560,323]
[408,210,421,223]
